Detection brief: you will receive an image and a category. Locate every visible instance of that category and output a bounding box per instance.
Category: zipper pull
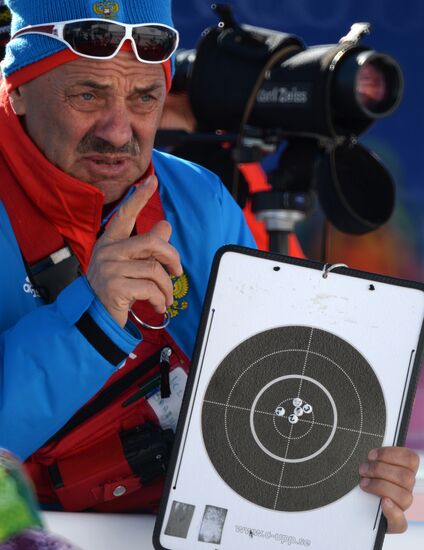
[160,347,172,399]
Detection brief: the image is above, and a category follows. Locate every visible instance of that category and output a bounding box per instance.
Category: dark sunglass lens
[63,21,125,57]
[133,25,177,61]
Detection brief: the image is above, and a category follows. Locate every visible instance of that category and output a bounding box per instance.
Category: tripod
[250,140,316,255]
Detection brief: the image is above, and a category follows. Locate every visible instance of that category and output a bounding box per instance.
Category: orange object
[239,163,305,258]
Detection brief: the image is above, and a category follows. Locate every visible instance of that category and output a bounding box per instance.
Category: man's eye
[80,92,95,101]
[140,94,154,103]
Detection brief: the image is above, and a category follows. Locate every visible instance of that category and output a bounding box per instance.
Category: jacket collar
[0,87,158,271]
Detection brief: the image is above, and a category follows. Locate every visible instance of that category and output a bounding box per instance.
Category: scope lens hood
[316,142,395,235]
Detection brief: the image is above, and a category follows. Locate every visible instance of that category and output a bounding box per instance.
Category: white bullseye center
[250,374,338,463]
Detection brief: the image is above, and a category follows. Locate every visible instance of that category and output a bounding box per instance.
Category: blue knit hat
[2,0,175,81]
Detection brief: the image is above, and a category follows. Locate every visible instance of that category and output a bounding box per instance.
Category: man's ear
[8,88,27,115]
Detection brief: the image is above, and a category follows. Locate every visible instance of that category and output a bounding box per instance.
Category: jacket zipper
[160,346,172,398]
[44,346,172,445]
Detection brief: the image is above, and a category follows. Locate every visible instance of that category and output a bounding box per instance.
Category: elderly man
[0,0,418,534]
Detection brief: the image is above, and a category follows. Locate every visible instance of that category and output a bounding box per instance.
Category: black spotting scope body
[173,15,403,140]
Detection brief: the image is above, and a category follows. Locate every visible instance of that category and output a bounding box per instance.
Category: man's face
[11,51,167,203]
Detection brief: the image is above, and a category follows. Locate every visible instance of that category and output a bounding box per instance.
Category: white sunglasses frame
[12,18,179,64]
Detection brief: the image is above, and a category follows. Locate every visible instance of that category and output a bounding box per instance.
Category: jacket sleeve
[0,276,141,460]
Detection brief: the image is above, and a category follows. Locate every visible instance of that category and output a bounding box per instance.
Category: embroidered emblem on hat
[169,273,189,318]
[93,1,120,19]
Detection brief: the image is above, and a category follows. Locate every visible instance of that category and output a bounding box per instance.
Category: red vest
[26,321,189,513]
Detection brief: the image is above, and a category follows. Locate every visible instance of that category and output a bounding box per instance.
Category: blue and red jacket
[0,94,255,511]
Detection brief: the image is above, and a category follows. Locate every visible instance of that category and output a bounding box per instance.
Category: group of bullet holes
[275,398,313,425]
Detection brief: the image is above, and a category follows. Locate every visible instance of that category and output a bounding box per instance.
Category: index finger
[104,175,158,241]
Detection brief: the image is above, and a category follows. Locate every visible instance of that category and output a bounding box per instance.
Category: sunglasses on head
[12,18,179,63]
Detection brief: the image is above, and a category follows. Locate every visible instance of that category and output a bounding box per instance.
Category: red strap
[0,152,65,264]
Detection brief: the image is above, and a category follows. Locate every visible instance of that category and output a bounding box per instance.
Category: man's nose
[93,103,134,149]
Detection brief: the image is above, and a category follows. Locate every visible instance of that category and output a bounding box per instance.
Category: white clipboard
[154,246,424,550]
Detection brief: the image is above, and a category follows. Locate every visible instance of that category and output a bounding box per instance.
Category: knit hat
[2,0,174,90]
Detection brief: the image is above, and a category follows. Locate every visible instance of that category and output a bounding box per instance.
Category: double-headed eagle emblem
[92,2,120,19]
[169,273,190,318]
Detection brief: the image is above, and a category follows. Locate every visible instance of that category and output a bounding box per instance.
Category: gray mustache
[77,134,141,156]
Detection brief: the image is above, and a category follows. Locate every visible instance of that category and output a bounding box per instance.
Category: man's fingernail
[359,463,369,475]
[360,478,370,488]
[368,449,378,461]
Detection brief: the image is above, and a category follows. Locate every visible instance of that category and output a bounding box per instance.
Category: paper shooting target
[201,326,386,511]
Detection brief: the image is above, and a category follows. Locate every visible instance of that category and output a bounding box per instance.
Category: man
[0,0,418,534]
